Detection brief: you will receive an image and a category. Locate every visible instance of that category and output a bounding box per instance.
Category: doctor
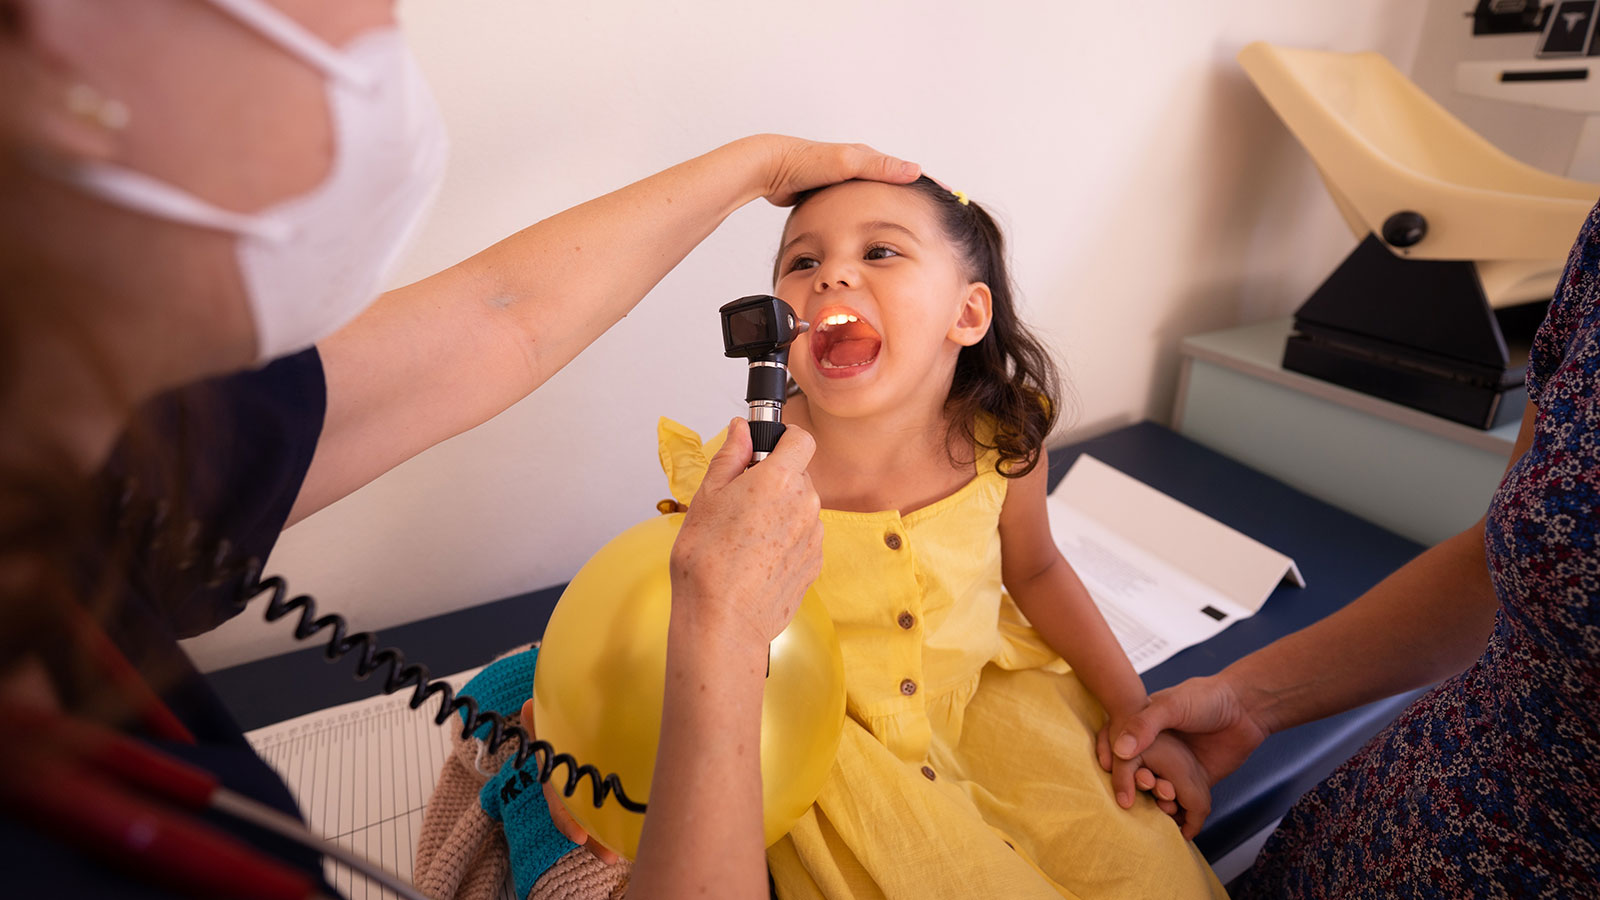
[0,0,917,897]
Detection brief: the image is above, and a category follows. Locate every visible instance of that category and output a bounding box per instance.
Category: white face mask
[56,0,449,362]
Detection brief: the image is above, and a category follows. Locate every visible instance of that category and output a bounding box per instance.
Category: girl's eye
[787,256,819,273]
[864,245,898,261]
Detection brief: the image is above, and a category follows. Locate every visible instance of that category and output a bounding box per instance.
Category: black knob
[1382,211,1427,248]
[748,419,786,456]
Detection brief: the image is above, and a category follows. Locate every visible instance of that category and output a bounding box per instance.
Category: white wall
[185,0,1447,671]
[1412,0,1589,176]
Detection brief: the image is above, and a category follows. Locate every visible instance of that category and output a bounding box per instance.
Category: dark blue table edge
[207,421,1430,863]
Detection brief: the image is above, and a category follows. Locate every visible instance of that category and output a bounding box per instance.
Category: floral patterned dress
[1235,202,1600,898]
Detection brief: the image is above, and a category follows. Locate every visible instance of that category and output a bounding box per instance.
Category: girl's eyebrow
[779,232,814,260]
[861,220,919,243]
[779,221,920,259]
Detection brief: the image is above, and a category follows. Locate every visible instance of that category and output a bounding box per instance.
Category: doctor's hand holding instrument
[529,297,831,871]
[531,418,837,861]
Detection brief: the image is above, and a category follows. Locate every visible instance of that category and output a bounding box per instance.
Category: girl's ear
[948,281,993,347]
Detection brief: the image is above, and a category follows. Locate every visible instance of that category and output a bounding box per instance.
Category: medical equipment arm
[292,136,916,525]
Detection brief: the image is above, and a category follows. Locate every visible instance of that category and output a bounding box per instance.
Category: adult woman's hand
[631,420,823,899]
[744,134,922,207]
[668,418,823,643]
[1095,672,1273,835]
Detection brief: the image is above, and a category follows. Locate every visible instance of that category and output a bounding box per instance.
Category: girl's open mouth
[810,309,882,378]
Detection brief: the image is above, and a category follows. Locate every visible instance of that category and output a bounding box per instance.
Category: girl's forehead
[783,181,937,242]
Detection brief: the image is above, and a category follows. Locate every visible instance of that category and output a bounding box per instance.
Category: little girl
[657,177,1225,898]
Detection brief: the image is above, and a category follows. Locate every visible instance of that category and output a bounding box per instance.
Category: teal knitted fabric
[456,648,578,899]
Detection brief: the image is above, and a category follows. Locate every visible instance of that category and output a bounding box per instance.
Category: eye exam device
[1239,41,1598,430]
[720,294,809,463]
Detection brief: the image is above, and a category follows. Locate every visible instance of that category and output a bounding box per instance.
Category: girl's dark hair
[781,175,1062,477]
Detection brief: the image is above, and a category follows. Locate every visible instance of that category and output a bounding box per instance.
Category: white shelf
[1174,318,1518,546]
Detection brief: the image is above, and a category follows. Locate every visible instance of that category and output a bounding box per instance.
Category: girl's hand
[1129,733,1213,840]
[540,777,622,865]
[1101,713,1147,810]
[741,135,921,207]
[1095,673,1273,838]
[519,698,621,864]
[1099,674,1271,785]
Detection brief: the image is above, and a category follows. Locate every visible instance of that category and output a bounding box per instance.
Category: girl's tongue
[812,318,882,369]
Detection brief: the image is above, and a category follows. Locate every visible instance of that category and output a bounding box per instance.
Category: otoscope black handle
[749,419,786,456]
[745,363,789,404]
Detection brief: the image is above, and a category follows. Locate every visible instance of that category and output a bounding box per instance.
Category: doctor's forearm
[295,138,776,523]
[467,137,774,390]
[631,607,770,899]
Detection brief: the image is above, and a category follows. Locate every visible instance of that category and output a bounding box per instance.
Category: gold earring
[66,84,130,131]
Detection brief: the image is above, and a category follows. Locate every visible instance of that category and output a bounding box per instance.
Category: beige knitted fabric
[414,720,512,900]
[532,847,630,900]
[413,644,632,900]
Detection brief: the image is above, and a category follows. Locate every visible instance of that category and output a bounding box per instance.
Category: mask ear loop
[202,0,376,88]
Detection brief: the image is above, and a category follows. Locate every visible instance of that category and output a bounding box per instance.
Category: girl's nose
[813,260,856,292]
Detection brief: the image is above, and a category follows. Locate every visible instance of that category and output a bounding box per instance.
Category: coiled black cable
[126,480,646,813]
[230,562,649,813]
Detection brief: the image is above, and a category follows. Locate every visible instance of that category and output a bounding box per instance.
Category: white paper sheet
[1048,504,1245,672]
[1047,454,1304,673]
[244,668,515,900]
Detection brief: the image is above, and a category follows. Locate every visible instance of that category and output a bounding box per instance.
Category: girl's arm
[997,447,1151,802]
[288,135,917,524]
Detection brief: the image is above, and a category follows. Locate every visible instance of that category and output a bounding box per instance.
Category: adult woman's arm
[629,422,823,899]
[288,136,918,524]
[1103,401,1540,822]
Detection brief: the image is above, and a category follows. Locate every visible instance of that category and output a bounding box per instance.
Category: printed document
[1047,455,1303,673]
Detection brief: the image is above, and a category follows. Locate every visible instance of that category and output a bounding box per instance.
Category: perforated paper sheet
[245,668,515,900]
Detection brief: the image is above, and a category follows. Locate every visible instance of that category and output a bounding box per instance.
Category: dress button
[921,765,936,781]
[884,532,902,550]
[900,678,917,696]
[897,611,915,630]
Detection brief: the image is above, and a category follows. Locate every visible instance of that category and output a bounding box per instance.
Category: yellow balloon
[531,512,845,860]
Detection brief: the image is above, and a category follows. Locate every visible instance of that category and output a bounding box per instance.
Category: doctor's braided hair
[780,175,1063,477]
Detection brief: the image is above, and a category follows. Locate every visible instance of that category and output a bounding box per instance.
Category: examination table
[208,421,1429,878]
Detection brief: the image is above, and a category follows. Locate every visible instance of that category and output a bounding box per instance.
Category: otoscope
[720,294,809,463]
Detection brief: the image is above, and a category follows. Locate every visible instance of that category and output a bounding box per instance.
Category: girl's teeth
[818,358,874,369]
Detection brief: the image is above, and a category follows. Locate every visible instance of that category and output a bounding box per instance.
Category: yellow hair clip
[951,190,970,206]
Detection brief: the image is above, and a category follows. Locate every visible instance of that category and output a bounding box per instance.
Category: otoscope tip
[794,318,810,336]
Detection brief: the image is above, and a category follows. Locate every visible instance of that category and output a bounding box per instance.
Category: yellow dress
[658,419,1225,900]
